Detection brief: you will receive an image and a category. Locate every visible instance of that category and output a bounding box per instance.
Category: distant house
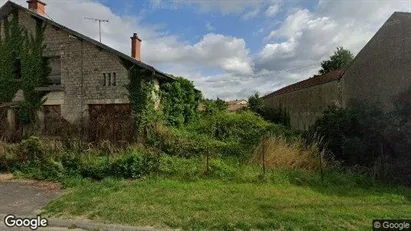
[263,12,411,131]
[0,0,174,139]
[227,100,248,113]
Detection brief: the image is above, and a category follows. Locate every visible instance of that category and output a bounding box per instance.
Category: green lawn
[43,177,411,231]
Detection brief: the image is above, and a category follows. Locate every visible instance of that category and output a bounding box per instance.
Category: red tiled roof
[263,69,345,98]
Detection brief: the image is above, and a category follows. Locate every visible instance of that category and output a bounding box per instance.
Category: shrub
[110,151,159,179]
[17,136,47,162]
[305,103,387,166]
[149,125,228,157]
[0,142,18,172]
[188,111,282,145]
[248,92,291,126]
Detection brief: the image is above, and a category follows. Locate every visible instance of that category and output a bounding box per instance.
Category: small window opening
[112,72,117,86]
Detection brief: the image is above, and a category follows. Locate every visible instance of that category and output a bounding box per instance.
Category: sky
[4,0,411,100]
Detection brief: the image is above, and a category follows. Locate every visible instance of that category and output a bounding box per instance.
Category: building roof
[0,1,174,81]
[262,69,345,98]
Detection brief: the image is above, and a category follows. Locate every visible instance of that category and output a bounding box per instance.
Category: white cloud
[265,4,280,17]
[146,33,254,75]
[205,22,215,31]
[242,8,260,20]
[6,0,253,76]
[6,0,411,100]
[257,0,408,74]
[163,0,263,14]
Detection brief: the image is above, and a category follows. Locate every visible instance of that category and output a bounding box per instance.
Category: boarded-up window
[88,104,134,141]
[48,56,61,85]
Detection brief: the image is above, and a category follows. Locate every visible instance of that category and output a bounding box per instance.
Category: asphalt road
[0,181,61,216]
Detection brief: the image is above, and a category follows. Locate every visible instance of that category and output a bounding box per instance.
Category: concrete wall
[342,12,411,108]
[263,80,341,130]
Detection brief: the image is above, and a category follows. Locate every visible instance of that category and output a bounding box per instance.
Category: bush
[17,136,47,163]
[149,111,297,161]
[305,103,387,166]
[110,151,159,179]
[0,142,18,172]
[149,125,229,157]
[248,92,291,126]
[306,86,411,185]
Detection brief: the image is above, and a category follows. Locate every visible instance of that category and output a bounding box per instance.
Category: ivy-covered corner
[122,58,202,142]
[160,76,202,127]
[122,60,162,142]
[0,10,51,137]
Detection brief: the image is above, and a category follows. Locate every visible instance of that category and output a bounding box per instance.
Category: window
[103,72,117,87]
[112,72,116,86]
[13,57,21,79]
[48,56,61,85]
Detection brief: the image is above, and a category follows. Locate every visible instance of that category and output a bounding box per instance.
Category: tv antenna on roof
[84,17,109,42]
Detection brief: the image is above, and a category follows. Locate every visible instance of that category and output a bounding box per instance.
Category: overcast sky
[4,0,410,100]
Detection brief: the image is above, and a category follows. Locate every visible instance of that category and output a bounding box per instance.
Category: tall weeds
[252,137,326,172]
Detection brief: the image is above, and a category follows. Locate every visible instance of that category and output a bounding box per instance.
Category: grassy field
[43,173,411,231]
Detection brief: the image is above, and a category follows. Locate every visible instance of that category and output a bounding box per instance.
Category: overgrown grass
[44,172,411,231]
[252,137,327,172]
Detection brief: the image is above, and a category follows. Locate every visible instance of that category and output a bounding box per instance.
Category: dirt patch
[0,173,13,181]
[0,173,62,191]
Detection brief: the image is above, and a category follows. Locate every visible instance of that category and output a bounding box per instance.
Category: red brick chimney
[27,0,47,16]
[131,33,142,61]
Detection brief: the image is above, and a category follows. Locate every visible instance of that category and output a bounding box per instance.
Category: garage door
[88,104,134,142]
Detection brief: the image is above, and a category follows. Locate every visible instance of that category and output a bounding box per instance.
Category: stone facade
[0,1,168,137]
[15,10,131,124]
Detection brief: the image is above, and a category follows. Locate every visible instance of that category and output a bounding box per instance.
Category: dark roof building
[262,12,411,131]
[0,0,174,138]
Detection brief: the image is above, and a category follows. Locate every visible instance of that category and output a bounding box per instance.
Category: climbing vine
[161,76,202,127]
[0,11,51,125]
[0,11,24,103]
[122,60,159,140]
[19,19,51,124]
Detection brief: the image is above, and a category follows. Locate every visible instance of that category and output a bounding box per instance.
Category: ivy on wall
[0,11,51,125]
[122,60,202,139]
[19,19,51,124]
[161,76,202,127]
[0,11,24,103]
[122,60,159,140]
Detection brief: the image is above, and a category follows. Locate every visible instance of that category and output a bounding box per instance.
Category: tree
[248,93,264,112]
[202,98,227,116]
[247,93,290,126]
[319,47,354,75]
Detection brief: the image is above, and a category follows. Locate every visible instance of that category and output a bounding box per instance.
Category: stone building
[263,12,411,131]
[0,0,174,139]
